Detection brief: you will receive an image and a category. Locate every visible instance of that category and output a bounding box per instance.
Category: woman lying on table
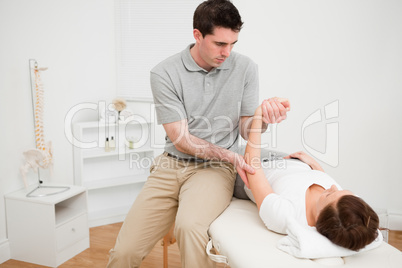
[244,105,379,251]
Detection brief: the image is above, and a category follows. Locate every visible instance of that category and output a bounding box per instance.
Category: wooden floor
[1,222,224,268]
[1,222,401,268]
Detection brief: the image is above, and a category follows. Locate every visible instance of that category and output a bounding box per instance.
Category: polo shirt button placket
[205,76,212,94]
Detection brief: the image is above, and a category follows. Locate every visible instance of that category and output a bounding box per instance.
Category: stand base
[26,184,70,197]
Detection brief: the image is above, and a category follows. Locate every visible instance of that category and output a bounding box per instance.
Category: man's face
[193,27,239,71]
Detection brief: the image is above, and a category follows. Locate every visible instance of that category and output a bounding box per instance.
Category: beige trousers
[107,152,236,268]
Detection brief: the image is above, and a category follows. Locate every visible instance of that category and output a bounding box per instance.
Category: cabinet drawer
[56,214,88,252]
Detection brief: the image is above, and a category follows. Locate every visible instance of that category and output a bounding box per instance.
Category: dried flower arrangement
[112,97,127,120]
[112,97,127,112]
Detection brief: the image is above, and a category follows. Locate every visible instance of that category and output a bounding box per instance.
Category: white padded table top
[208,198,402,268]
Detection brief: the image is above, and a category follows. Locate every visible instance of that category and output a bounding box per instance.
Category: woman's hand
[284,151,324,172]
[261,97,290,124]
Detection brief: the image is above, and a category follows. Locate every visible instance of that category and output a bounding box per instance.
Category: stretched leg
[175,162,236,268]
[107,155,179,268]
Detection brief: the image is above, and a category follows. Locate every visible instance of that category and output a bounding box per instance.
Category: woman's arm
[284,151,324,172]
[245,106,275,210]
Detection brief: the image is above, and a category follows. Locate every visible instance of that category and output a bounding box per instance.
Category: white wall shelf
[83,172,149,190]
[81,146,152,159]
[73,120,154,227]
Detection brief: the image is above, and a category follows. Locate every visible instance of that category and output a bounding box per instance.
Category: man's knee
[175,217,208,241]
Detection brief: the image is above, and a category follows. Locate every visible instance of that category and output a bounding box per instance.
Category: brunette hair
[193,0,243,37]
[316,195,379,251]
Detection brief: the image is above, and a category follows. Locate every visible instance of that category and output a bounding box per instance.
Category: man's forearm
[174,133,236,164]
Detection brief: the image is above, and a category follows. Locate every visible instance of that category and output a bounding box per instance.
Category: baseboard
[388,209,402,231]
[0,239,11,264]
[88,206,129,228]
[89,214,126,228]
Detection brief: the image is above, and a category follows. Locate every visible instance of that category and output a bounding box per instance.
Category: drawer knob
[72,228,76,232]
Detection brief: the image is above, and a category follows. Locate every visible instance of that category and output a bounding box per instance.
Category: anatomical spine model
[20,65,53,187]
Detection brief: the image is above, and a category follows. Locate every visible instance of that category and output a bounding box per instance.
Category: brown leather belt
[165,152,208,163]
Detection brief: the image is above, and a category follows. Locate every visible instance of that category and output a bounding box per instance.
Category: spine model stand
[20,61,53,188]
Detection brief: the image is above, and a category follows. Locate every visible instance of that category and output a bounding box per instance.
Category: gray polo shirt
[150,44,259,159]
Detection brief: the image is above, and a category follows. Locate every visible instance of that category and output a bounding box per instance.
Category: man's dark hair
[193,0,243,37]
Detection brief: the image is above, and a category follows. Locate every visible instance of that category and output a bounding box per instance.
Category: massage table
[162,147,402,267]
[161,197,402,267]
[207,198,402,268]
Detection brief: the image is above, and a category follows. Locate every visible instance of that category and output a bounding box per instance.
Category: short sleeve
[240,62,259,116]
[150,71,187,124]
[259,193,296,234]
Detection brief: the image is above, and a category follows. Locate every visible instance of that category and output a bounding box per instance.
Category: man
[107,0,289,267]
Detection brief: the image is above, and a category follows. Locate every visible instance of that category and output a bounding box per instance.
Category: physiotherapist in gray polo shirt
[107,1,290,267]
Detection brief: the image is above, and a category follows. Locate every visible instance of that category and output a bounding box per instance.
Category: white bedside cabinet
[5,185,89,267]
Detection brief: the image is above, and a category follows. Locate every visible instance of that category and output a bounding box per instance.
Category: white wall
[0,0,116,263]
[235,0,402,212]
[0,0,401,263]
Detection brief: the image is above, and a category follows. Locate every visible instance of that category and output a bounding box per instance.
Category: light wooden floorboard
[1,223,401,267]
[389,230,402,252]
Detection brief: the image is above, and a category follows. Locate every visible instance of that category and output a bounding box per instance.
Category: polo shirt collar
[182,44,231,73]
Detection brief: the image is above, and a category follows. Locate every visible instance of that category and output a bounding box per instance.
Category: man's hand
[284,151,324,172]
[233,153,255,189]
[261,97,290,124]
